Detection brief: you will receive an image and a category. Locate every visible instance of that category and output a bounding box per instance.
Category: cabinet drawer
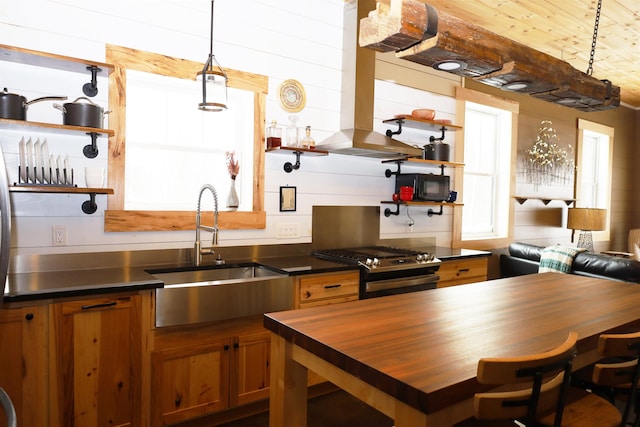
[437,257,488,287]
[298,271,359,306]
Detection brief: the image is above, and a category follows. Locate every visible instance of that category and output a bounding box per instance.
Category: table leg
[269,334,308,427]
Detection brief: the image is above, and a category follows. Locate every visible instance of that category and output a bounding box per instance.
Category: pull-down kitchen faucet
[194,184,224,266]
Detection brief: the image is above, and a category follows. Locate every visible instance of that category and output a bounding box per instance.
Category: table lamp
[567,208,606,252]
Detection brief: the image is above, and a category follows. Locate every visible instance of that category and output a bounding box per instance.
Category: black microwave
[395,173,450,202]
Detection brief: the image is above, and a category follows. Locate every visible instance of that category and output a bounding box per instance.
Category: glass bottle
[300,125,315,149]
[285,115,300,147]
[266,120,282,149]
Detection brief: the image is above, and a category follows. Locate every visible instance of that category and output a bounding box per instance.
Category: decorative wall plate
[278,79,306,113]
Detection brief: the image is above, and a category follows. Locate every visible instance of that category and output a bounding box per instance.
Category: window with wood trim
[576,119,613,242]
[452,87,519,250]
[104,45,267,232]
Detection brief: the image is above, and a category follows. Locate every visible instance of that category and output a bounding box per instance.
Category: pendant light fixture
[197,0,227,111]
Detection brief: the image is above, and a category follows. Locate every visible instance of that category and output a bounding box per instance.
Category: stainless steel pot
[423,142,450,161]
[54,97,109,129]
[0,88,67,120]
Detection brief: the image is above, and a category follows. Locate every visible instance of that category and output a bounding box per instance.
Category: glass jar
[266,120,282,149]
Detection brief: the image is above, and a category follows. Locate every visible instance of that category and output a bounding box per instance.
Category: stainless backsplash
[311,205,382,249]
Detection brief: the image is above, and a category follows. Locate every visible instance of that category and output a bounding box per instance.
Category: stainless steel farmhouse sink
[148,263,293,327]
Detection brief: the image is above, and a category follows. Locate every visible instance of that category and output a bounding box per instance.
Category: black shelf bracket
[429,126,447,143]
[427,205,444,217]
[83,132,99,158]
[283,151,302,173]
[385,119,403,137]
[384,203,401,217]
[384,160,404,178]
[82,65,102,97]
[81,193,98,214]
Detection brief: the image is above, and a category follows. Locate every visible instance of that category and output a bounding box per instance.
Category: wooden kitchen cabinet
[295,270,359,308]
[49,292,145,427]
[150,317,270,426]
[0,303,50,427]
[437,257,488,288]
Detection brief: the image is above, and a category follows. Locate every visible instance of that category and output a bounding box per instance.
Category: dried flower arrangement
[522,121,574,190]
[226,151,240,180]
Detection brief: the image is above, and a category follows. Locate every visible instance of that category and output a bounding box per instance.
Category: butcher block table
[264,273,640,427]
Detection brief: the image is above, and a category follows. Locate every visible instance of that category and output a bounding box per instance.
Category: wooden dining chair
[455,331,621,427]
[571,331,640,427]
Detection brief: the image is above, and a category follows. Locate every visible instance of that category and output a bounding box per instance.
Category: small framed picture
[280,186,297,212]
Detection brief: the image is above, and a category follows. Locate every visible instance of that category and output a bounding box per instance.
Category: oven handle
[365,273,440,292]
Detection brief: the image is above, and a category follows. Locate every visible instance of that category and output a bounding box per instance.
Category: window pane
[462,174,495,234]
[461,102,512,241]
[124,70,254,211]
[580,130,609,210]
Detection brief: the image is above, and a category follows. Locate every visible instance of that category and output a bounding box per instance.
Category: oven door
[362,272,439,299]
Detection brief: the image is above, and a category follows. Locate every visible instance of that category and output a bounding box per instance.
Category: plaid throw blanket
[538,245,587,274]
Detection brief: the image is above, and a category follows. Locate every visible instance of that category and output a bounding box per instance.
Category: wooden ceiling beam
[359,0,620,111]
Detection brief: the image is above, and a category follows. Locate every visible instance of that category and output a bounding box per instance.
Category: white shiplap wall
[0,0,459,255]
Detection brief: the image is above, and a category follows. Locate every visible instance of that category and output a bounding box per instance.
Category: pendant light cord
[208,0,215,68]
[586,0,602,76]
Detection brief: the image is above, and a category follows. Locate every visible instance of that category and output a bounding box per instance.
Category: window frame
[575,118,614,242]
[104,45,267,232]
[452,87,519,250]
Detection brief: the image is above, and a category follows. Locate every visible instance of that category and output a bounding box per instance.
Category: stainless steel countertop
[3,255,356,303]
[3,248,490,303]
[4,267,163,302]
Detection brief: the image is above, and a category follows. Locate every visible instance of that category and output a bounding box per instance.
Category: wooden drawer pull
[81,301,117,310]
[324,284,342,289]
[458,268,471,273]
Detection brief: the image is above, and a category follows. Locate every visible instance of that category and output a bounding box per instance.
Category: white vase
[227,178,239,210]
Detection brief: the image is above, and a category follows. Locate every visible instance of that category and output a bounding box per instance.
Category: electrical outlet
[276,223,300,239]
[52,226,67,246]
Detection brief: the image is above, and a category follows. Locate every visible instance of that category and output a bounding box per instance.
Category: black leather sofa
[500,242,640,283]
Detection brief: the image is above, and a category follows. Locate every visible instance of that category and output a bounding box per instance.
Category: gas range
[313,245,441,273]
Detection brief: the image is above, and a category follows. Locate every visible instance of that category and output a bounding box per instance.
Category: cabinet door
[150,339,231,426]
[233,330,270,406]
[0,304,49,427]
[51,295,139,427]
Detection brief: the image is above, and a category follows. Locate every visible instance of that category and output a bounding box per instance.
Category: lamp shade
[567,208,606,231]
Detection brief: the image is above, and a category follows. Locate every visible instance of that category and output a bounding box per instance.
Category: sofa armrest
[500,254,540,278]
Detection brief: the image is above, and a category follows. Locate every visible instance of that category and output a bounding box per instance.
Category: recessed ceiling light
[502,81,531,91]
[433,61,467,72]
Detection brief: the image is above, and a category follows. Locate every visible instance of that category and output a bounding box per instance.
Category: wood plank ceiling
[388,0,640,108]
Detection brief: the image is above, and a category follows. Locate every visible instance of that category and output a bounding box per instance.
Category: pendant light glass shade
[198,0,227,112]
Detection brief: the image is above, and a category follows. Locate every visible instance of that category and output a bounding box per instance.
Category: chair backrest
[629,228,640,261]
[474,332,578,427]
[592,331,640,426]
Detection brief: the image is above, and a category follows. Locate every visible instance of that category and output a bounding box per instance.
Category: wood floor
[217,390,393,427]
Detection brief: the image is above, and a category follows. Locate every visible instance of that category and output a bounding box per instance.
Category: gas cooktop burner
[313,245,441,272]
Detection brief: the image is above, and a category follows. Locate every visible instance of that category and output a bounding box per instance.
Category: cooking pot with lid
[0,88,67,120]
[423,142,450,161]
[54,97,109,129]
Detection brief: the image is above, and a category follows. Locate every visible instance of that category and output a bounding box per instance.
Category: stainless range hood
[316,0,422,160]
[318,128,422,159]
